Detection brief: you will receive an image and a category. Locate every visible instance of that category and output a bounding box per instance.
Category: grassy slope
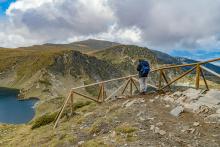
[0,48,65,77]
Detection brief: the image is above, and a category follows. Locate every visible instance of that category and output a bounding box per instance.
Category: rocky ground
[1,89,220,147]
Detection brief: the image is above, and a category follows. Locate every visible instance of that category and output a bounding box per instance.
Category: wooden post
[101,83,105,102]
[200,68,209,91]
[122,78,131,94]
[195,64,201,89]
[159,70,162,89]
[97,84,103,101]
[161,70,171,90]
[130,77,133,96]
[70,92,74,115]
[54,91,72,128]
[131,78,139,92]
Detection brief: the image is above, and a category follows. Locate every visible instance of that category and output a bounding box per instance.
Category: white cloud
[1,0,220,52]
[109,0,220,50]
[6,0,53,15]
[96,24,142,44]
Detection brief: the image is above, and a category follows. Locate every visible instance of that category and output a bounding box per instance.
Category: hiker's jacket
[137,60,150,77]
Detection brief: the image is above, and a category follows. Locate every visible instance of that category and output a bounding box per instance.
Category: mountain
[10,39,119,54]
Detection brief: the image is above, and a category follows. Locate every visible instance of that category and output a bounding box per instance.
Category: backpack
[140,61,150,77]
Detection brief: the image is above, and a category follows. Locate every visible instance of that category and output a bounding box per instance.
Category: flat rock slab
[184,88,202,99]
[204,113,220,123]
[170,106,184,117]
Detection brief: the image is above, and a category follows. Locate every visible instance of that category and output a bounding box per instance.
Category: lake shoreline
[0,87,39,125]
[0,86,40,101]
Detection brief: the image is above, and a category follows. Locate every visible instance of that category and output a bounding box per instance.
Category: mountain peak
[71,39,120,50]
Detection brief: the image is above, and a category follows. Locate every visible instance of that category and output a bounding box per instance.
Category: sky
[0,0,15,16]
[0,0,220,65]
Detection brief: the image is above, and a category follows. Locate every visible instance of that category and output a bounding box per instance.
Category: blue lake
[0,87,38,124]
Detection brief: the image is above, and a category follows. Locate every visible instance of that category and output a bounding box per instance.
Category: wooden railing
[54,57,220,128]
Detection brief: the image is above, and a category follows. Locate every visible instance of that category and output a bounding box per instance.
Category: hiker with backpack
[137,59,150,95]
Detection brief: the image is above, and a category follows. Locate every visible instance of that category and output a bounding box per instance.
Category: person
[137,59,150,95]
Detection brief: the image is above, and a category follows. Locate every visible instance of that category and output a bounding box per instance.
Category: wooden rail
[54,57,220,128]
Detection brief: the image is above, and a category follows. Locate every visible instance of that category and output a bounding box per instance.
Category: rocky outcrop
[157,88,220,123]
[50,50,122,80]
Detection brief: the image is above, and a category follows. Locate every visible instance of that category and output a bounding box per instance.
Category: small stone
[193,122,200,127]
[137,112,143,117]
[155,96,160,99]
[78,141,85,145]
[156,122,163,126]
[139,117,145,121]
[150,125,155,130]
[159,130,166,135]
[84,112,93,117]
[125,100,136,107]
[138,98,145,103]
[147,117,154,120]
[170,106,184,117]
[110,131,116,138]
[187,128,196,134]
[154,127,160,133]
[165,105,170,108]
[149,99,154,103]
[139,129,146,133]
[122,100,130,107]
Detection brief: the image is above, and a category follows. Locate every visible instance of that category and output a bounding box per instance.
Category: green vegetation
[38,79,52,86]
[115,123,137,134]
[82,138,108,147]
[73,101,92,110]
[89,119,109,134]
[0,48,64,82]
[31,112,58,129]
[115,123,138,142]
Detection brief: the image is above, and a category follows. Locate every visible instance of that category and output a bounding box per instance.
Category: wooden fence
[54,57,220,128]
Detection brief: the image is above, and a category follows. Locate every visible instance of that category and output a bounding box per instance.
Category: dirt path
[70,93,220,146]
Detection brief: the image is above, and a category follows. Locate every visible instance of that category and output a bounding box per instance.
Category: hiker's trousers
[139,77,147,92]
